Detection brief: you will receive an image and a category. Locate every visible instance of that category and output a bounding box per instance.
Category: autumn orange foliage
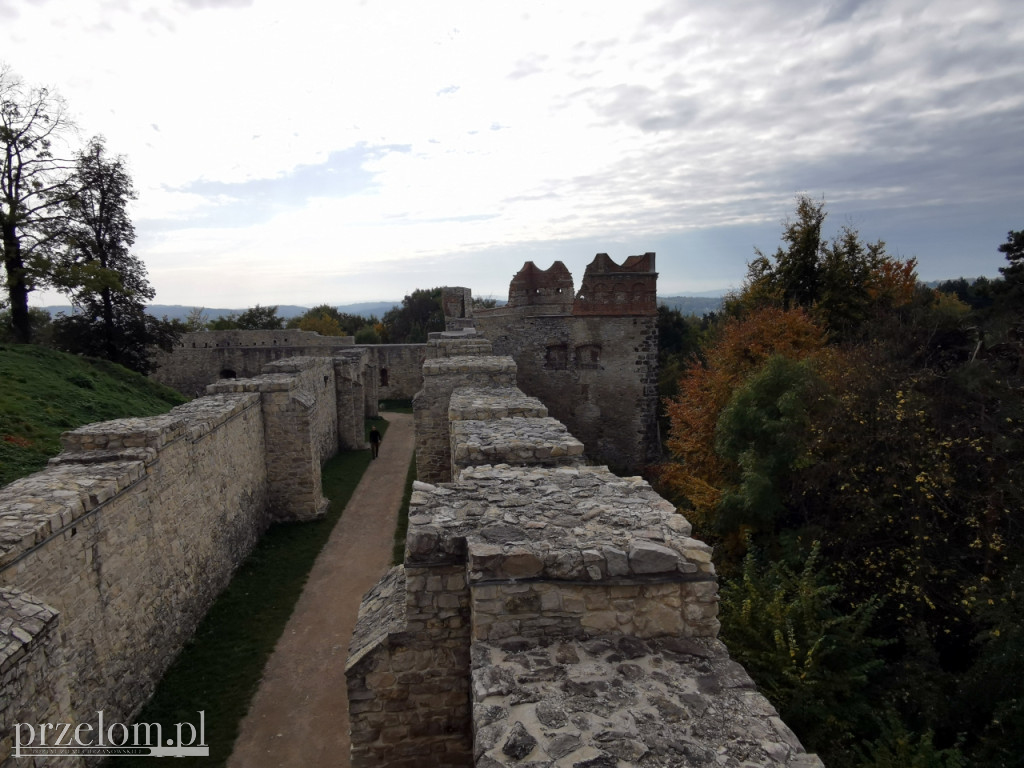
[660,306,827,533]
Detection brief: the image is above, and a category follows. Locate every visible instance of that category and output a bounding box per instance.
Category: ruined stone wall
[366,345,429,401]
[0,589,72,767]
[413,357,517,485]
[347,565,473,768]
[472,313,659,471]
[0,393,270,737]
[151,330,354,397]
[207,357,335,522]
[0,353,356,756]
[468,253,660,472]
[335,349,371,450]
[442,287,474,332]
[349,346,823,766]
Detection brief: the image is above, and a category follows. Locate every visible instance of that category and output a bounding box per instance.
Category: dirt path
[227,412,414,768]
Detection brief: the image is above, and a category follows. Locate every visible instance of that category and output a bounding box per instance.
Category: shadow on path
[228,412,414,768]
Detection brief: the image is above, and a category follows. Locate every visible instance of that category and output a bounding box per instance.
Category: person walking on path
[369,425,381,459]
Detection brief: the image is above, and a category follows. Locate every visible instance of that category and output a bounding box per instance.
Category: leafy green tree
[660,306,827,538]
[0,305,52,344]
[714,355,824,538]
[353,325,380,344]
[935,277,995,312]
[656,304,704,433]
[295,309,343,336]
[206,313,239,330]
[734,195,916,340]
[719,542,885,758]
[236,304,283,330]
[857,718,967,768]
[50,136,157,367]
[997,229,1024,315]
[382,287,444,343]
[1,66,73,343]
[285,304,379,337]
[182,306,208,332]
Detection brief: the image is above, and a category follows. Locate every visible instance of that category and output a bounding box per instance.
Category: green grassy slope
[0,344,188,486]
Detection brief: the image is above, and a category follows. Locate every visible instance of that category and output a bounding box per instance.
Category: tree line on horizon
[184,287,450,344]
[654,196,1024,767]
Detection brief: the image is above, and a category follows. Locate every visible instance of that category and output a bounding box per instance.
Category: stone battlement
[347,338,823,767]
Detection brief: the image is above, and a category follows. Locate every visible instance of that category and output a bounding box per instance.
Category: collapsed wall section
[0,392,270,738]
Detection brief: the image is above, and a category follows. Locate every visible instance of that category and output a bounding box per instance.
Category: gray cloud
[821,0,873,26]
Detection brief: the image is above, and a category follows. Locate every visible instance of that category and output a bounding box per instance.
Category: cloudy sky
[4,0,1023,308]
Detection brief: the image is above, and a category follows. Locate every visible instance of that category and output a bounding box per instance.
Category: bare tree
[0,65,74,342]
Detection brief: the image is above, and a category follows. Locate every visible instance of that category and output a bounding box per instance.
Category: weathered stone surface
[473,256,660,473]
[451,416,584,471]
[628,540,681,573]
[501,721,538,760]
[449,388,548,421]
[406,465,714,584]
[471,635,820,767]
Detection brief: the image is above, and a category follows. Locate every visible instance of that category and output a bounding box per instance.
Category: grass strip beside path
[392,452,417,565]
[110,427,382,767]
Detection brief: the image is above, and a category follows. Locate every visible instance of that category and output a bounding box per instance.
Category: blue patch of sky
[143,143,410,230]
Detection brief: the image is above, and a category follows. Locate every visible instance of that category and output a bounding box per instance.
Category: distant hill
[36,303,403,322]
[40,297,725,320]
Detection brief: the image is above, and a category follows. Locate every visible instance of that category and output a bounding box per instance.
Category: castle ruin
[0,255,822,767]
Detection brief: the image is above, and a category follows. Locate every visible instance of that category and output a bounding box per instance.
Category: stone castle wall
[413,356,518,485]
[347,346,823,767]
[335,349,374,450]
[0,589,68,768]
[151,329,355,398]
[207,356,338,521]
[0,351,365,764]
[0,393,270,759]
[366,345,430,401]
[469,253,661,472]
[472,313,659,471]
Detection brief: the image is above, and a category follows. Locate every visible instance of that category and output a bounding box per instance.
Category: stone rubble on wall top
[0,460,147,568]
[471,634,824,767]
[406,465,709,583]
[451,417,584,468]
[59,392,260,452]
[347,566,408,672]
[423,355,518,377]
[448,387,549,421]
[0,587,59,666]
